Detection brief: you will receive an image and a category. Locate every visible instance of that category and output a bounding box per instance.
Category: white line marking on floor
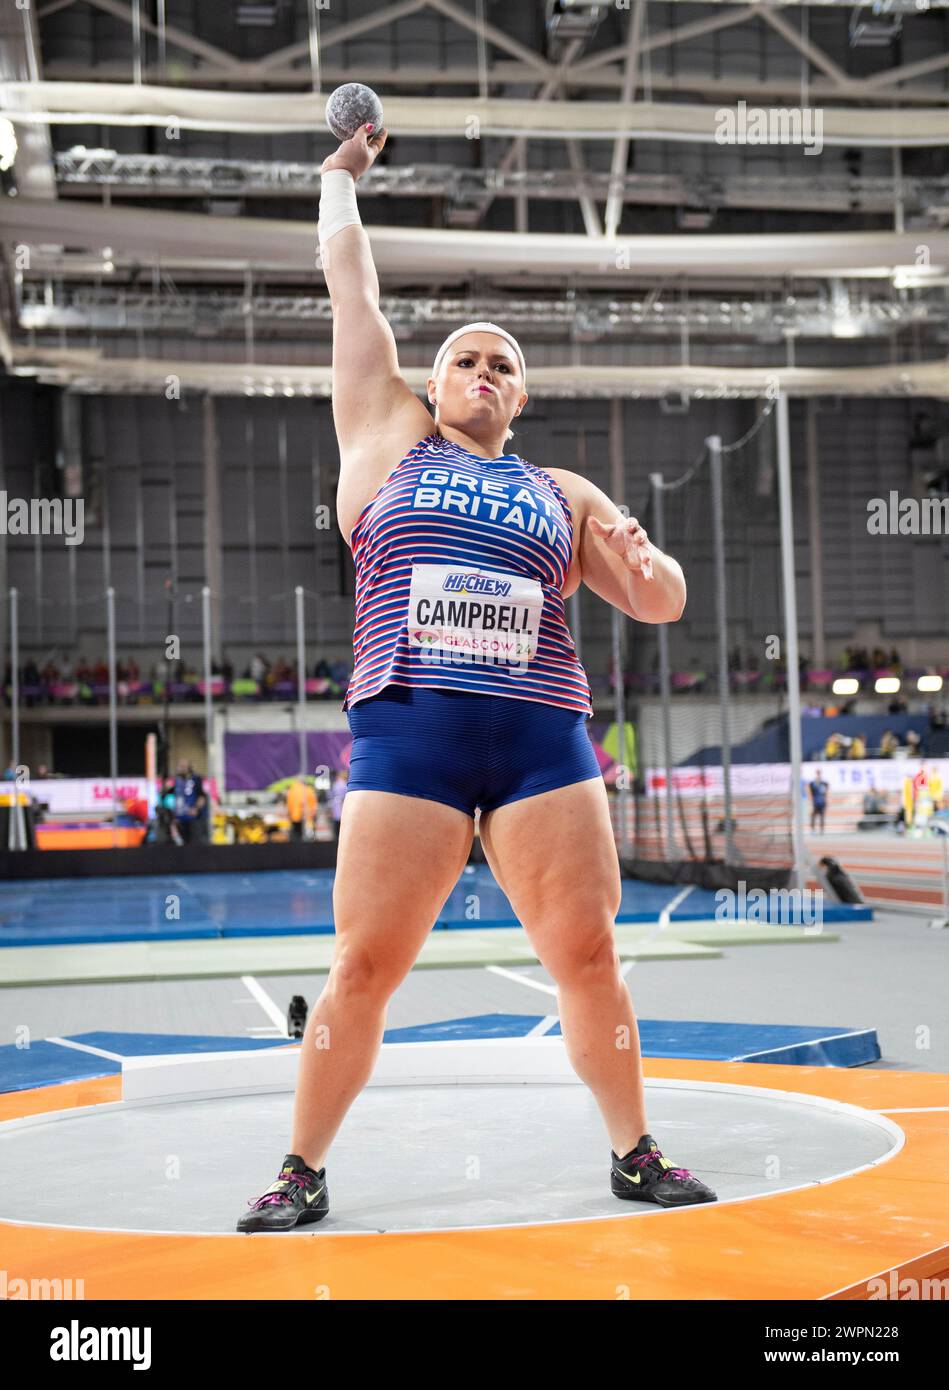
[659,884,696,931]
[622,884,696,974]
[526,1015,558,1036]
[485,965,558,997]
[877,1106,949,1113]
[45,1037,125,1061]
[240,974,288,1034]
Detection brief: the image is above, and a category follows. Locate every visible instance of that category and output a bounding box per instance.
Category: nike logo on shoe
[305,1187,325,1204]
[613,1167,641,1185]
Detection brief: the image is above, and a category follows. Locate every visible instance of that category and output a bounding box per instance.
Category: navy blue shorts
[345,684,602,819]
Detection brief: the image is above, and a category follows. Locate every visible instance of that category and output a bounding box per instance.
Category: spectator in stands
[249,653,270,683]
[35,764,50,779]
[808,768,829,832]
[329,767,348,842]
[849,733,867,760]
[880,730,899,758]
[888,648,902,673]
[173,759,208,845]
[3,762,15,780]
[286,777,317,841]
[928,703,947,732]
[871,646,888,670]
[823,732,851,760]
[153,779,181,845]
[906,729,924,756]
[20,658,40,707]
[888,694,908,715]
[928,764,944,812]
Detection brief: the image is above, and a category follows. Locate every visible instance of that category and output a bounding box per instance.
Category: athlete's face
[428,333,528,439]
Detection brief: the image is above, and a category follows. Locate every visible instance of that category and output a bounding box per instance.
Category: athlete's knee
[542,924,619,986]
[329,942,402,1001]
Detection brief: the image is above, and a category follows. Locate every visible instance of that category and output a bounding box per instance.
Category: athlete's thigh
[333,789,473,980]
[478,777,622,962]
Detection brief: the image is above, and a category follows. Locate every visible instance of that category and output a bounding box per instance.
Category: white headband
[431,322,526,383]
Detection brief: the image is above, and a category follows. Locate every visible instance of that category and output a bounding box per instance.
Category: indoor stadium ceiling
[1,0,949,394]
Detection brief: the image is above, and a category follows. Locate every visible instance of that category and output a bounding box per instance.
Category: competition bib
[407,562,544,667]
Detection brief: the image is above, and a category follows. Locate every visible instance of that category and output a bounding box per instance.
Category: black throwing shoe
[611,1133,718,1208]
[237,1153,329,1233]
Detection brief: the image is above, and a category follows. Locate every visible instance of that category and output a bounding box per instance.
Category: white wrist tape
[318,169,361,246]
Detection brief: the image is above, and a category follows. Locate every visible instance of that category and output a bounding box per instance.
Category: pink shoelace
[248,1170,311,1208]
[626,1149,692,1182]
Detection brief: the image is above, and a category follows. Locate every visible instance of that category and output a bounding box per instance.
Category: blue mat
[389,1014,881,1066]
[0,1016,880,1093]
[0,867,871,947]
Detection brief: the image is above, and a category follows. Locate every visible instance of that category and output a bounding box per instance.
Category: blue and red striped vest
[343,432,593,718]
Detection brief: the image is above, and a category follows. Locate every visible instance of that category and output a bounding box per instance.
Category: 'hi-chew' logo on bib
[408,563,542,672]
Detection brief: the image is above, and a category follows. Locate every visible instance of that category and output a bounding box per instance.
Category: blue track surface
[0,867,871,947]
[0,1016,880,1093]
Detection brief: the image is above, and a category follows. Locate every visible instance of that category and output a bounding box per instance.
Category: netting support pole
[295,586,307,778]
[610,604,631,857]
[7,587,26,851]
[106,586,119,848]
[708,435,736,865]
[202,585,214,794]
[650,472,675,859]
[610,399,631,854]
[776,392,807,895]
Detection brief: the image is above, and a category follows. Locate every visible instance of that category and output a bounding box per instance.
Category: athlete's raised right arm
[318,126,432,458]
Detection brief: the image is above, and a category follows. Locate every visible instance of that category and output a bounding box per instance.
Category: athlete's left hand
[587,514,654,581]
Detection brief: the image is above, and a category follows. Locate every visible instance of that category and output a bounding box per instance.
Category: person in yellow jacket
[286,777,317,841]
[900,773,915,832]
